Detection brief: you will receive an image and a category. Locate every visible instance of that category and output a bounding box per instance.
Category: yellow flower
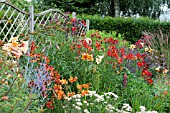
[11,41,19,48]
[60,79,68,84]
[129,44,136,50]
[148,48,154,53]
[77,84,82,90]
[8,36,18,42]
[145,47,149,52]
[155,66,160,72]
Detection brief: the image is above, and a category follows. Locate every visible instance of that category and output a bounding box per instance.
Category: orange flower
[57,90,65,100]
[11,41,19,47]
[54,84,62,91]
[60,79,68,84]
[120,66,123,71]
[69,76,78,83]
[67,92,75,97]
[82,53,94,61]
[81,90,88,96]
[30,60,37,63]
[47,66,54,71]
[87,54,94,61]
[112,65,117,69]
[82,53,88,60]
[77,84,82,90]
[82,84,90,89]
[70,45,74,51]
[45,58,50,63]
[163,68,168,74]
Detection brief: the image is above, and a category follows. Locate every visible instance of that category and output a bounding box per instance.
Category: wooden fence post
[29,5,34,33]
[86,19,90,31]
[72,12,76,19]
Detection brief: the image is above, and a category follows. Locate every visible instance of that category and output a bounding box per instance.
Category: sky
[160,4,170,21]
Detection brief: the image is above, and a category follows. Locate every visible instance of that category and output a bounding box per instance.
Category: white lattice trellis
[0,2,30,41]
[0,2,89,42]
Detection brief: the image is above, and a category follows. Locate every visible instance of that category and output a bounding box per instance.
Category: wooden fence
[0,1,89,41]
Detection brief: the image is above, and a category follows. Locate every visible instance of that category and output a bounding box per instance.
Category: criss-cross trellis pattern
[0,2,30,41]
[0,2,88,42]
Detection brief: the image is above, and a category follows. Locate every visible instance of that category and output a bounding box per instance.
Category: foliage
[0,11,170,113]
[76,14,170,43]
[31,0,170,19]
[0,49,39,113]
[142,29,170,70]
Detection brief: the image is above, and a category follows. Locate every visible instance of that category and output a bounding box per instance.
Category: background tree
[8,0,170,19]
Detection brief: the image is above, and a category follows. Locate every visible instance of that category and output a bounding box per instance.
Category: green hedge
[76,14,170,43]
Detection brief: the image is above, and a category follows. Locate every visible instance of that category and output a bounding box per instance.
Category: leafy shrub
[76,14,170,43]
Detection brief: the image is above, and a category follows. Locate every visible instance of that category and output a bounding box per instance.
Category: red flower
[76,44,82,49]
[142,69,152,77]
[137,62,144,67]
[95,43,101,50]
[137,60,146,67]
[147,79,153,85]
[107,50,112,56]
[72,27,76,32]
[96,35,101,39]
[120,48,125,56]
[81,40,89,48]
[136,53,142,59]
[81,20,86,25]
[46,101,54,109]
[105,37,118,44]
[126,53,134,60]
[117,57,123,64]
[163,91,168,95]
[135,39,143,48]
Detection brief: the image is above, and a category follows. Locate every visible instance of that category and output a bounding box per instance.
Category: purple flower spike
[123,74,127,87]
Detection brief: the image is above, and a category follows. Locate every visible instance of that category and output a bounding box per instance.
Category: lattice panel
[0,2,88,42]
[76,19,87,36]
[0,2,30,41]
[34,10,87,37]
[34,10,69,36]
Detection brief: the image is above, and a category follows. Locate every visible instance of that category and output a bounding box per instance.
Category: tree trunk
[110,0,120,17]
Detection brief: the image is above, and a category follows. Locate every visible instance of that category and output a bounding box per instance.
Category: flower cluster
[81,53,94,61]
[2,37,28,58]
